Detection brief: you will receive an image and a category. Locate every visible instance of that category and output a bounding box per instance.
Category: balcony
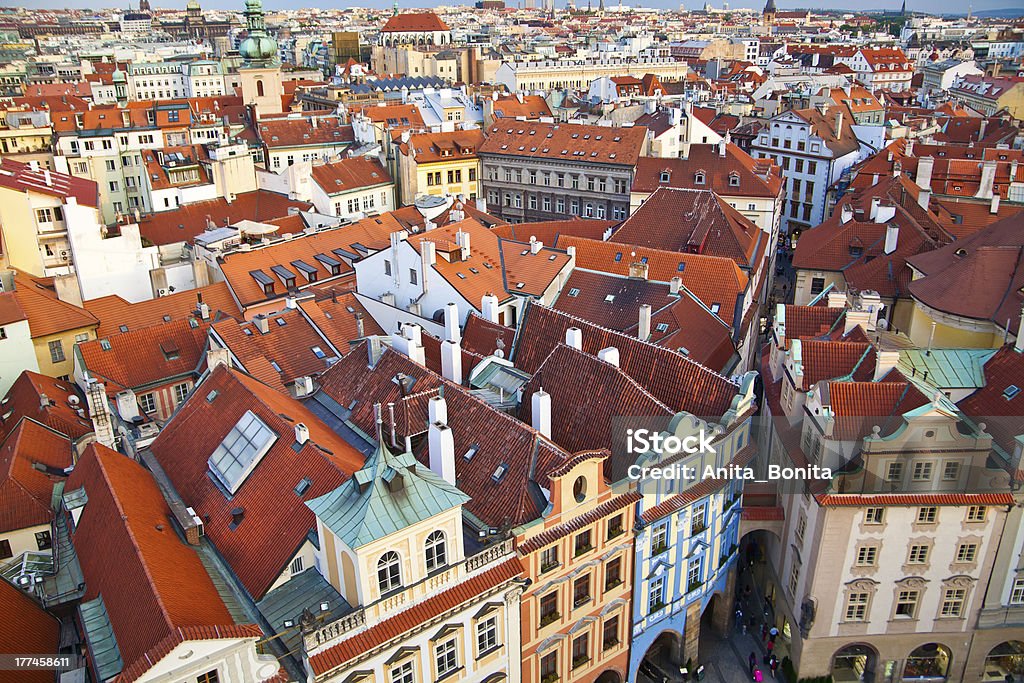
[540,611,561,628]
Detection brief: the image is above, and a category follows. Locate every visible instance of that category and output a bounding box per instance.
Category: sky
[10,0,1015,16]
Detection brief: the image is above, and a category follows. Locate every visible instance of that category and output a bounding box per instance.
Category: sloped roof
[11,271,98,338]
[380,12,450,32]
[257,116,354,149]
[825,373,931,441]
[799,339,876,386]
[478,120,647,167]
[0,158,98,207]
[0,577,60,683]
[83,282,241,338]
[148,366,364,597]
[779,304,843,348]
[958,346,1024,454]
[310,157,391,195]
[0,419,72,534]
[491,95,552,120]
[632,147,783,197]
[0,371,91,443]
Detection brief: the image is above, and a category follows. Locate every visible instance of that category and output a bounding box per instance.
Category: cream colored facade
[0,522,52,569]
[371,45,459,81]
[395,150,480,206]
[134,636,281,683]
[0,316,38,397]
[495,58,689,93]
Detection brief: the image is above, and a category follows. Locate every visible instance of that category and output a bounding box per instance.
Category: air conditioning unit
[157,288,170,297]
[187,506,205,537]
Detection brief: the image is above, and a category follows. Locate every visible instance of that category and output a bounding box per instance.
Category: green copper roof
[79,595,123,681]
[898,348,996,392]
[306,422,469,550]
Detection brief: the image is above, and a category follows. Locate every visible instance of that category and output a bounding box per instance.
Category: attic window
[206,390,219,403]
[660,171,671,183]
[100,339,112,351]
[710,303,721,315]
[1005,385,1021,400]
[294,477,312,495]
[163,315,172,322]
[729,173,740,187]
[119,325,129,333]
[160,342,180,360]
[491,463,509,482]
[604,294,615,303]
[677,262,686,272]
[614,252,623,262]
[656,323,670,333]
[463,443,479,461]
[312,346,327,359]
[275,317,287,327]
[695,172,706,185]
[516,282,525,289]
[207,410,277,495]
[568,288,580,297]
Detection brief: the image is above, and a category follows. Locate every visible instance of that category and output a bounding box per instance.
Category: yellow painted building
[395,129,483,205]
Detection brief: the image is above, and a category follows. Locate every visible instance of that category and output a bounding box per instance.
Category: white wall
[66,203,161,303]
[0,319,39,397]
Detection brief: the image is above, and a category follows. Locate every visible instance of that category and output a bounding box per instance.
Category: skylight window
[208,410,277,495]
[568,288,580,297]
[312,346,326,359]
[605,294,615,303]
[710,303,721,315]
[656,323,670,333]
[1005,385,1021,400]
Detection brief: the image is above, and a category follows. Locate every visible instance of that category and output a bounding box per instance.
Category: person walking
[748,652,756,673]
[769,655,779,679]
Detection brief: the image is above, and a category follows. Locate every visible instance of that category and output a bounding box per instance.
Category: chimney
[231,508,244,526]
[840,204,853,224]
[529,235,542,255]
[355,313,365,338]
[531,389,551,438]
[834,110,843,135]
[917,187,931,211]
[421,240,436,282]
[565,327,583,350]
[826,290,847,309]
[198,301,210,320]
[392,324,426,365]
[295,376,314,397]
[875,202,896,224]
[718,138,727,157]
[597,346,620,367]
[916,156,934,190]
[1015,306,1024,353]
[441,340,463,384]
[977,159,998,200]
[429,411,456,485]
[455,230,471,261]
[979,118,988,141]
[254,315,270,334]
[669,276,682,295]
[884,224,899,255]
[481,293,499,324]
[869,197,882,221]
[429,394,447,424]
[207,347,231,370]
[444,302,461,342]
[874,350,900,381]
[638,304,652,340]
[43,170,53,187]
[295,423,309,445]
[39,393,50,410]
[991,193,1001,214]
[628,261,649,280]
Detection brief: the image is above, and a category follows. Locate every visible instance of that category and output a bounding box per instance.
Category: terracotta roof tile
[67,444,260,683]
[800,340,875,386]
[0,578,59,683]
[298,293,383,352]
[310,157,391,195]
[958,346,1024,453]
[0,158,98,207]
[257,116,353,149]
[380,12,450,32]
[825,377,930,440]
[0,291,26,326]
[490,218,615,243]
[520,490,641,552]
[83,282,241,338]
[0,372,91,443]
[397,129,484,164]
[632,147,783,197]
[779,305,843,348]
[460,312,515,358]
[816,492,1014,506]
[491,95,552,120]
[479,120,647,167]
[11,271,98,338]
[0,419,72,534]
[149,366,364,597]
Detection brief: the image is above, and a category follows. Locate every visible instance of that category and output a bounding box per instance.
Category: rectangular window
[908,544,929,564]
[0,539,10,560]
[36,208,53,223]
[912,462,933,481]
[789,562,800,595]
[865,507,884,524]
[943,461,962,481]
[887,462,904,482]
[48,339,65,363]
[197,672,220,683]
[795,511,807,541]
[967,506,986,522]
[541,546,559,573]
[174,382,189,404]
[956,543,978,563]
[895,590,919,618]
[917,507,937,524]
[652,524,668,554]
[409,268,418,285]
[855,546,878,566]
[572,633,589,669]
[390,661,414,683]
[1011,578,1024,604]
[139,392,157,414]
[687,556,703,590]
[844,592,869,621]
[35,530,52,550]
[384,260,392,276]
[810,277,825,295]
[691,502,707,534]
[648,576,666,613]
[477,615,498,654]
[603,615,619,650]
[574,530,592,556]
[607,514,623,539]
[941,588,966,617]
[573,575,590,608]
[605,557,621,591]
[540,652,557,680]
[435,639,457,678]
[540,592,559,626]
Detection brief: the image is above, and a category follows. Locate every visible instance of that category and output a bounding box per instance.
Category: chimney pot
[597,346,620,367]
[638,304,652,340]
[565,327,583,350]
[295,423,309,445]
[531,389,551,438]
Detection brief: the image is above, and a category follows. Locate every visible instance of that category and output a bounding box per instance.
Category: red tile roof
[799,339,875,386]
[67,444,261,683]
[257,116,354,149]
[310,558,520,676]
[0,578,60,683]
[0,291,26,326]
[83,282,241,338]
[137,191,312,246]
[297,294,383,354]
[825,376,930,441]
[0,419,72,534]
[632,147,783,198]
[0,158,98,207]
[310,157,392,195]
[0,371,91,443]
[11,270,98,338]
[490,95,552,120]
[460,312,515,358]
[396,129,484,164]
[478,120,647,167]
[491,218,616,244]
[610,187,762,267]
[958,346,1024,453]
[520,490,641,552]
[149,366,364,597]
[380,12,450,32]
[816,492,1014,506]
[78,318,209,393]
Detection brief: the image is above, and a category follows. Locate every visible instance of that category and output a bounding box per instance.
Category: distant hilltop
[963,7,1024,16]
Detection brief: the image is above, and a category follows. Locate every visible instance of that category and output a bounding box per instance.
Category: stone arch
[831,642,878,683]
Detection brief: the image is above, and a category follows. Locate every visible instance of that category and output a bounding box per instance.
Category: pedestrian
[769,626,779,640]
[770,655,779,679]
[736,608,743,627]
[760,623,768,641]
[766,638,775,655]
[748,652,756,672]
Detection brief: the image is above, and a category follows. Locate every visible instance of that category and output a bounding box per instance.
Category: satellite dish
[877,318,889,331]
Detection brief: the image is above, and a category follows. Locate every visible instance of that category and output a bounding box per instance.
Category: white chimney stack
[565,327,583,350]
[532,389,551,438]
[638,304,652,340]
[429,395,447,425]
[884,224,899,255]
[597,347,620,367]
[916,156,934,190]
[991,193,1001,215]
[1015,306,1024,353]
[295,375,314,397]
[441,340,463,384]
[874,350,900,381]
[669,276,682,295]
[481,293,499,323]
[840,204,853,224]
[295,423,309,445]
[428,420,457,485]
[530,235,542,255]
[444,302,461,342]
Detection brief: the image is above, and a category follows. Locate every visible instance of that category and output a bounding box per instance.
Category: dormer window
[377,551,402,594]
[659,171,671,183]
[694,171,706,185]
[728,173,740,187]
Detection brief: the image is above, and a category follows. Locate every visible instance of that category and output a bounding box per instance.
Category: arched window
[425,531,447,572]
[377,551,401,594]
[256,80,264,97]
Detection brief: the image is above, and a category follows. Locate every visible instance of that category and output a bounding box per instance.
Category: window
[652,524,668,554]
[173,383,189,405]
[887,462,904,482]
[691,502,707,534]
[197,672,220,683]
[390,661,414,683]
[48,339,65,363]
[956,543,978,563]
[687,556,703,591]
[377,552,402,594]
[435,639,457,678]
[290,556,304,574]
[607,514,623,539]
[574,530,592,556]
[409,268,418,286]
[895,590,919,618]
[540,652,557,681]
[540,591,559,626]
[208,411,277,494]
[541,545,559,573]
[941,588,966,617]
[605,557,621,590]
[477,614,498,654]
[425,530,447,572]
[865,507,884,524]
[1011,578,1024,604]
[908,544,929,564]
[573,575,591,607]
[912,462,933,481]
[856,546,878,566]
[795,511,807,541]
[603,615,619,650]
[789,562,800,595]
[967,506,986,522]
[35,530,52,551]
[844,592,869,621]
[943,461,962,481]
[810,277,825,296]
[139,392,156,414]
[917,507,937,524]
[648,575,666,613]
[0,539,10,560]
[572,633,589,669]
[694,172,705,185]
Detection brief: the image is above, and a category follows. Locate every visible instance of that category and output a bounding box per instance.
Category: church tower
[762,0,776,28]
[237,0,283,117]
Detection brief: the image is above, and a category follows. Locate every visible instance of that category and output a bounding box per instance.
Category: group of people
[748,650,780,681]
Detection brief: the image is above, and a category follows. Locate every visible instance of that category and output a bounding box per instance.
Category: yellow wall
[35,327,96,379]
[0,523,51,564]
[904,303,1003,349]
[0,186,45,275]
